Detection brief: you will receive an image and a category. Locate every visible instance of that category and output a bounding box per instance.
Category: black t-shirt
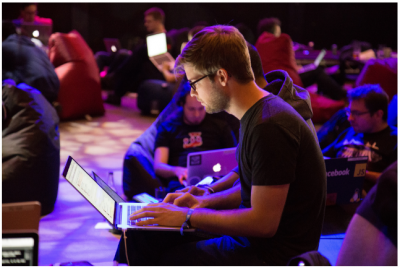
[237,94,326,265]
[356,161,397,247]
[322,126,397,173]
[155,111,237,167]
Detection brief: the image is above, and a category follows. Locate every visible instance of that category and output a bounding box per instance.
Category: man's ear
[217,68,229,87]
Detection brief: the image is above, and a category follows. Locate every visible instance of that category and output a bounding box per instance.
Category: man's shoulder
[158,113,183,130]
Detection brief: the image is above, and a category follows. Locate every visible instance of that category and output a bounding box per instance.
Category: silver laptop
[146,32,175,70]
[20,23,52,46]
[298,49,326,74]
[103,38,121,53]
[63,156,193,232]
[186,147,238,186]
[325,156,368,205]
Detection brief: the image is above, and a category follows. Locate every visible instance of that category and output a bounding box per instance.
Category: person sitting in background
[12,3,52,26]
[104,7,186,106]
[2,21,59,103]
[322,84,397,192]
[336,161,397,266]
[153,80,237,192]
[255,17,347,101]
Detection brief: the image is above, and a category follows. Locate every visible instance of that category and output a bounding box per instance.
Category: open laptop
[186,147,238,186]
[298,49,326,74]
[146,32,175,70]
[2,230,39,266]
[63,156,192,232]
[20,23,52,46]
[103,38,121,53]
[325,156,368,205]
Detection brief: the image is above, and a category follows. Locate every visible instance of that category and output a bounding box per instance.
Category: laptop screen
[146,33,168,57]
[2,232,38,266]
[313,49,326,66]
[63,157,116,224]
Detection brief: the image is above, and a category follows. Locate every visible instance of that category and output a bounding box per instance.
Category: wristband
[180,208,194,236]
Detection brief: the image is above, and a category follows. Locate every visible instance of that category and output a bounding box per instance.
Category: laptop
[146,32,175,70]
[2,230,39,266]
[63,156,190,231]
[186,147,238,186]
[298,49,327,74]
[19,23,52,46]
[103,38,121,53]
[325,157,368,205]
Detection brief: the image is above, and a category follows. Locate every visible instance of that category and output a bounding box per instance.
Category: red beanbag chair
[356,58,397,101]
[48,30,105,120]
[309,92,346,124]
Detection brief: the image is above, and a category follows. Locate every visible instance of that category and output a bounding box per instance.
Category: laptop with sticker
[186,147,237,186]
[325,156,368,205]
[103,38,121,53]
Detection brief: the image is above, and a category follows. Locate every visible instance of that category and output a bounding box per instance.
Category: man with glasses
[114,25,326,266]
[322,84,397,192]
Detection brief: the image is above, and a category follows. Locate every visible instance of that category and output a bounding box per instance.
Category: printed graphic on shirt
[183,132,203,149]
[338,139,382,163]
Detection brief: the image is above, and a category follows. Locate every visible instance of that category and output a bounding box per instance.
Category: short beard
[205,83,230,114]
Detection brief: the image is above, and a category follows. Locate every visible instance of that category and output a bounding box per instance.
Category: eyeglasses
[345,108,370,117]
[188,75,209,91]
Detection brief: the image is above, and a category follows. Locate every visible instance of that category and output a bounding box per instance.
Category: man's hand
[163,192,204,208]
[173,167,188,185]
[176,185,211,196]
[129,203,189,227]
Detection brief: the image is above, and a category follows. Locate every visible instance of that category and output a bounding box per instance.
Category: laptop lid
[325,157,368,205]
[92,171,125,203]
[146,32,168,57]
[103,38,121,53]
[187,147,238,186]
[20,23,52,46]
[313,49,326,66]
[2,231,39,266]
[62,156,117,226]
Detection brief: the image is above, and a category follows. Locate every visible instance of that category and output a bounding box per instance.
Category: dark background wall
[3,3,397,53]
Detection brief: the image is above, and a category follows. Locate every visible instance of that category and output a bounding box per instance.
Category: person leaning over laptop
[152,80,237,193]
[177,41,320,197]
[113,25,326,266]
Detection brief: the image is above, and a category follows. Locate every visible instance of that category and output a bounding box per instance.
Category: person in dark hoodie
[114,25,326,266]
[2,21,59,103]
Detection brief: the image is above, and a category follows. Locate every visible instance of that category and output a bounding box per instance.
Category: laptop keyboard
[154,55,171,66]
[127,204,153,225]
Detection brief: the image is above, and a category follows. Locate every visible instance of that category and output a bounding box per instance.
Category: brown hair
[257,17,281,37]
[144,7,165,24]
[175,25,254,85]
